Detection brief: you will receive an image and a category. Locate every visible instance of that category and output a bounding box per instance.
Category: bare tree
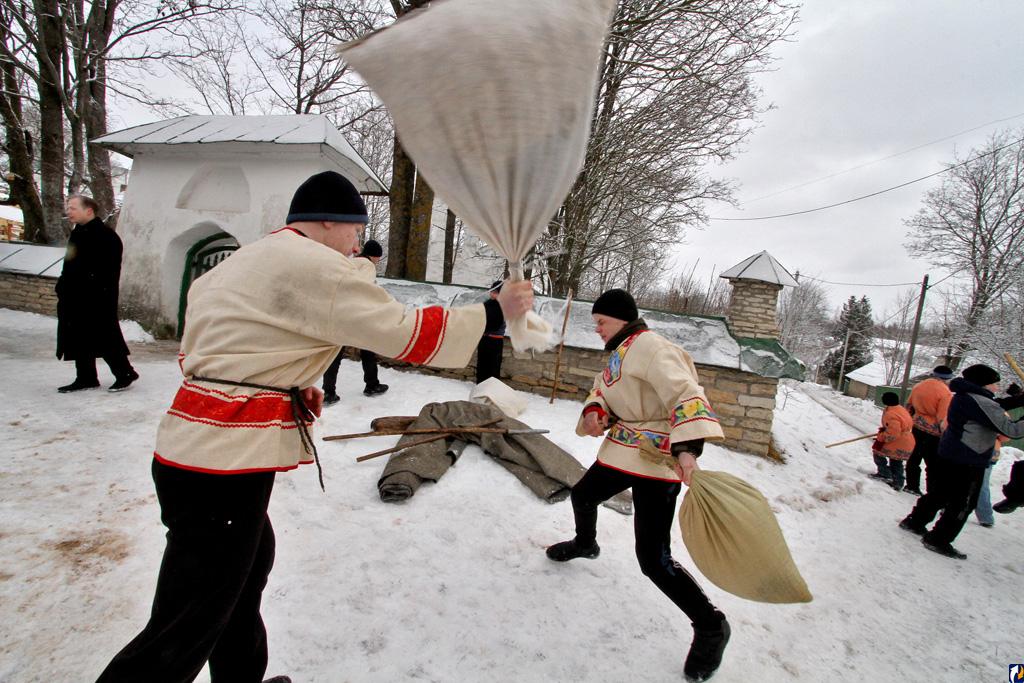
[777,275,831,369]
[0,5,46,241]
[1,0,243,242]
[905,129,1024,366]
[874,289,918,385]
[546,0,797,296]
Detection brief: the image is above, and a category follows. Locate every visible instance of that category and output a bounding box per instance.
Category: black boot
[684,612,730,682]
[898,516,927,536]
[993,498,1021,514]
[921,537,967,560]
[363,383,389,397]
[263,677,292,683]
[545,539,600,562]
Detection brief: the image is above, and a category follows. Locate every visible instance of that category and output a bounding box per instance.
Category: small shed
[93,114,387,337]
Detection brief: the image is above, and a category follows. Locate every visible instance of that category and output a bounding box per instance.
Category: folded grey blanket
[378,401,632,515]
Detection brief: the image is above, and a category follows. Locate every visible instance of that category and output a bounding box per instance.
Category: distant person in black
[475,280,506,384]
[322,239,388,405]
[55,195,138,393]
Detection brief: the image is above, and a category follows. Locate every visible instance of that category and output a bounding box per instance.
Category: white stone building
[93,115,386,337]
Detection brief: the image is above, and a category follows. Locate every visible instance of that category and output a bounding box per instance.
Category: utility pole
[837,329,852,392]
[899,274,930,402]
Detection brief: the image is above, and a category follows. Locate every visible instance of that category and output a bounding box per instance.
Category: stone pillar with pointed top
[720,251,799,339]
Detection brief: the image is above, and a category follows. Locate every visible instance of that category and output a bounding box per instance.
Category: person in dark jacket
[899,364,1024,559]
[475,280,506,384]
[55,195,138,393]
[322,239,388,404]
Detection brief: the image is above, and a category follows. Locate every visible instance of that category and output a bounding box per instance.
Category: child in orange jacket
[871,392,916,490]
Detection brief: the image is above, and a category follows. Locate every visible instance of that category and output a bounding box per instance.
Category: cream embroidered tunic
[576,329,724,481]
[155,229,486,473]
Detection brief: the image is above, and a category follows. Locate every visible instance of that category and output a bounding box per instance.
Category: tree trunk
[0,57,46,242]
[442,208,456,284]
[405,170,434,280]
[81,0,116,219]
[385,136,414,278]
[34,0,68,243]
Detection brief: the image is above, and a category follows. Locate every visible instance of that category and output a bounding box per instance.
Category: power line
[800,275,920,287]
[740,112,1024,204]
[710,137,1024,222]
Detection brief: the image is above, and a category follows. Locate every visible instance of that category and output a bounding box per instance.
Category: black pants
[322,349,379,394]
[75,355,135,383]
[475,335,504,384]
[905,428,939,491]
[907,457,985,546]
[97,460,276,683]
[569,462,720,629]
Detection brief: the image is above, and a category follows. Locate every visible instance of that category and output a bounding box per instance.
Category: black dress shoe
[108,370,140,392]
[58,379,100,393]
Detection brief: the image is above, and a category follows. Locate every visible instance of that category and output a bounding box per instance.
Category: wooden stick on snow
[824,432,879,448]
[325,418,504,441]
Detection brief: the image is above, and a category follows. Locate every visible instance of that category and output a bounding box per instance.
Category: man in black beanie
[96,170,536,682]
[322,239,389,403]
[900,364,1024,559]
[545,288,731,682]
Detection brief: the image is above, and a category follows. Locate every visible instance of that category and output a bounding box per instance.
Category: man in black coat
[55,195,138,393]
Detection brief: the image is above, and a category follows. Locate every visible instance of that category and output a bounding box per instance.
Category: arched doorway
[176,232,239,337]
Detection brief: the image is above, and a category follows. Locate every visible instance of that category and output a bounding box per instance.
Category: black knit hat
[360,239,383,258]
[592,288,638,322]
[931,365,954,380]
[287,171,368,224]
[962,364,1000,387]
[881,392,900,406]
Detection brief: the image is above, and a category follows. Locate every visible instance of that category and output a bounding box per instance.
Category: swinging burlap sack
[339,0,618,352]
[679,470,812,604]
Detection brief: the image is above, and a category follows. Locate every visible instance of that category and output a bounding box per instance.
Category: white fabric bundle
[340,0,616,352]
[470,377,529,418]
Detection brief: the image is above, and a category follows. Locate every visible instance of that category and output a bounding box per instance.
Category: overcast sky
[682,0,1024,319]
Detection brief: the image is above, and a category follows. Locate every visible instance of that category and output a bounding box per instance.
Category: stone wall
[725,280,782,338]
[0,273,57,316]
[369,341,778,458]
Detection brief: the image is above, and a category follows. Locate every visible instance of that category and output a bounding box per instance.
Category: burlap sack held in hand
[339,0,617,352]
[679,470,812,604]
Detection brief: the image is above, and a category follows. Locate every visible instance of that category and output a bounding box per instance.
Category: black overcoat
[55,217,130,360]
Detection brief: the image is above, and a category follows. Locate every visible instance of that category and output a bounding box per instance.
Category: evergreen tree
[821,296,874,384]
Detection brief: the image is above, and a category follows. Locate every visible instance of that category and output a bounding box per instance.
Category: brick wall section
[0,273,58,316]
[725,280,782,339]
[370,341,778,458]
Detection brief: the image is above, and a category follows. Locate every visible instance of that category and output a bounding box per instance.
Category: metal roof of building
[719,250,800,287]
[92,115,387,194]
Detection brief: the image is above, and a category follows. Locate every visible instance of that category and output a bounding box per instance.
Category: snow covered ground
[0,308,1021,682]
